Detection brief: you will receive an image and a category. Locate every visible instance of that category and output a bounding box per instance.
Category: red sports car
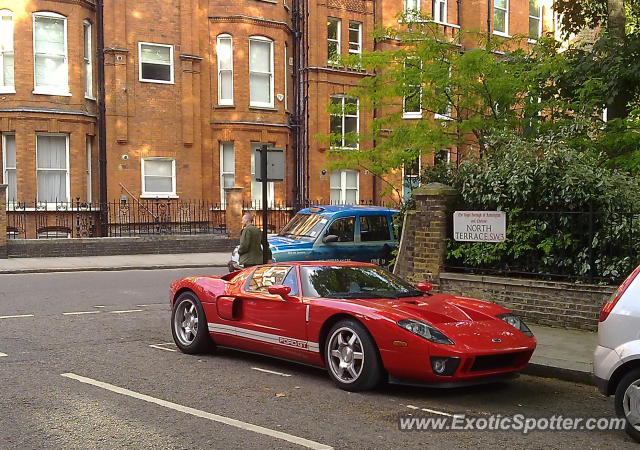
[170,262,536,391]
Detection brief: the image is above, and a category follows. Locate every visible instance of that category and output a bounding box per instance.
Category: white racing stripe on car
[209,323,320,353]
[61,373,333,450]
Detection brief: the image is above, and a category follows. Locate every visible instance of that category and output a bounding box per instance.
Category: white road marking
[136,304,150,307]
[406,405,454,417]
[0,314,34,319]
[251,367,293,377]
[61,373,333,450]
[0,352,7,357]
[109,309,144,314]
[93,305,105,308]
[149,344,177,352]
[63,311,101,316]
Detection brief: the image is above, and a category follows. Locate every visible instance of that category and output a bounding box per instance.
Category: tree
[325,15,552,199]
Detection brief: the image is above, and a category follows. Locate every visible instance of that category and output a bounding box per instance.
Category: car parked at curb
[594,264,640,442]
[171,261,536,391]
[229,205,398,271]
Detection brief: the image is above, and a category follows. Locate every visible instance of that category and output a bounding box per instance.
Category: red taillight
[600,265,640,322]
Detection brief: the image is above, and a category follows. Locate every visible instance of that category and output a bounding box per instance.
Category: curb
[0,263,228,275]
[523,362,594,386]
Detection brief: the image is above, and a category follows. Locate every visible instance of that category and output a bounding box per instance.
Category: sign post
[257,144,285,263]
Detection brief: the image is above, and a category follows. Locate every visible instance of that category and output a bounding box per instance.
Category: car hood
[268,236,314,251]
[353,293,534,350]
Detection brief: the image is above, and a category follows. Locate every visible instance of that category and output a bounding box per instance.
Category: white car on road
[594,264,640,442]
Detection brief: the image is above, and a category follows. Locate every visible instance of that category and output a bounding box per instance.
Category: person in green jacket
[238,213,263,267]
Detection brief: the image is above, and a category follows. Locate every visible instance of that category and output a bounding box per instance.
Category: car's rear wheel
[615,368,640,442]
[325,319,382,391]
[171,291,212,354]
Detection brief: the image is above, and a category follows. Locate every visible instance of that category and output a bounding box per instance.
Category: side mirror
[268,284,292,299]
[416,282,433,292]
[323,234,339,243]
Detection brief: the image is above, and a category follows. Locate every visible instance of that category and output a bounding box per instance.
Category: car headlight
[497,313,533,337]
[397,319,454,345]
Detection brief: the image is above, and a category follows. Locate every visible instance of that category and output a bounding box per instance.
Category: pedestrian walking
[238,213,263,267]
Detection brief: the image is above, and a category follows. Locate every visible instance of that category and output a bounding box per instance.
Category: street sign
[255,147,284,182]
[453,211,506,242]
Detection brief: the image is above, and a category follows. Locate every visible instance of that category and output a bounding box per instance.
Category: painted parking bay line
[61,373,332,450]
[63,311,101,316]
[0,314,34,319]
[149,343,177,352]
[0,352,7,357]
[109,309,144,314]
[252,367,292,377]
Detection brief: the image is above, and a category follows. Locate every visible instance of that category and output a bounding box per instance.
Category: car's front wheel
[325,319,382,391]
[171,291,212,354]
[615,368,640,442]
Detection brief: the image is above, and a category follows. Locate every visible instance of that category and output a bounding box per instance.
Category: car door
[312,215,358,261]
[357,214,394,264]
[213,265,310,360]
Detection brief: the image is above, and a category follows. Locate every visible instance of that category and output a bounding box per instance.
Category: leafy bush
[421,131,640,281]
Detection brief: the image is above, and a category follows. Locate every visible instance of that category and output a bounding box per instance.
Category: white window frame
[36,133,70,204]
[330,170,359,205]
[528,0,542,42]
[141,157,177,198]
[249,36,274,108]
[432,0,447,23]
[0,9,14,93]
[434,148,451,164]
[83,20,93,98]
[402,155,421,199]
[403,58,422,119]
[220,142,235,207]
[217,34,233,105]
[493,0,509,36]
[138,42,174,84]
[327,17,341,64]
[250,143,275,208]
[33,12,70,96]
[2,133,16,204]
[284,43,288,110]
[86,137,92,203]
[348,21,361,56]
[405,0,420,13]
[330,95,359,149]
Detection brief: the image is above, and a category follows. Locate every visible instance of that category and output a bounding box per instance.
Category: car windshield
[300,265,425,299]
[278,213,329,241]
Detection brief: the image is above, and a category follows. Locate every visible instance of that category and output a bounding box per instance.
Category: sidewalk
[0,253,597,385]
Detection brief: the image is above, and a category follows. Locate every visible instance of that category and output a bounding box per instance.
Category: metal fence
[445,209,640,283]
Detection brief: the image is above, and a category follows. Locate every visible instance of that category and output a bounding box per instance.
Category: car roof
[297,205,398,216]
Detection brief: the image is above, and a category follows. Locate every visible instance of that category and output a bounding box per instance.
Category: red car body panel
[170,261,536,384]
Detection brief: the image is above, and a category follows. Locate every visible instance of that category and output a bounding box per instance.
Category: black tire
[171,291,212,354]
[324,319,382,391]
[614,368,640,443]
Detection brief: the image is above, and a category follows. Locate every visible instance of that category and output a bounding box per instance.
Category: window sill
[85,95,97,101]
[139,79,175,85]
[434,113,453,121]
[249,105,277,111]
[528,38,539,44]
[403,112,422,119]
[140,194,179,199]
[493,31,511,38]
[215,104,235,108]
[0,87,15,94]
[254,0,278,3]
[33,89,72,97]
[397,19,460,29]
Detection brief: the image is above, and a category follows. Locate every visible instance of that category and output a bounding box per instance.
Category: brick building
[0,0,553,219]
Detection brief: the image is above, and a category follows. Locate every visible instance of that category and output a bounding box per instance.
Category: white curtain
[217,37,233,102]
[3,134,15,201]
[144,159,173,193]
[34,16,66,90]
[37,135,67,202]
[0,14,13,87]
[249,39,271,104]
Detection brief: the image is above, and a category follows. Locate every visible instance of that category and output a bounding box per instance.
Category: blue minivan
[229,205,398,270]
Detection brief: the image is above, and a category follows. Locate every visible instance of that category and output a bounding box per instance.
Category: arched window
[249,36,273,108]
[0,9,14,91]
[217,34,233,105]
[33,12,69,95]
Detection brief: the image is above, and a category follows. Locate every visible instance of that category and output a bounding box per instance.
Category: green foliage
[423,130,640,281]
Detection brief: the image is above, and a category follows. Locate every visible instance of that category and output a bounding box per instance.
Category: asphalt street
[0,268,635,449]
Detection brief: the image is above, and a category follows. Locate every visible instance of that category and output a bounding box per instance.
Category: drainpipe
[486,0,491,49]
[96,0,108,236]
